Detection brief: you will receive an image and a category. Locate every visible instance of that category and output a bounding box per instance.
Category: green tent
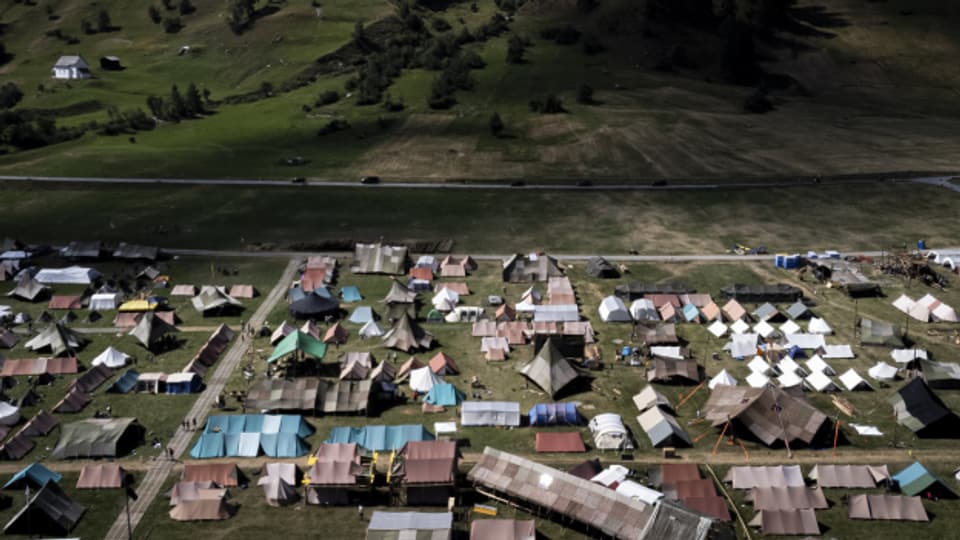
[267,330,327,364]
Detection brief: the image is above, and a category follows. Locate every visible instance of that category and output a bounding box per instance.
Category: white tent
[588,413,632,450]
[746,371,770,388]
[807,317,833,335]
[917,294,940,309]
[431,288,460,311]
[444,306,484,323]
[257,463,298,506]
[629,299,659,322]
[777,357,805,376]
[89,293,121,311]
[91,346,130,368]
[728,333,759,358]
[460,401,520,426]
[591,465,630,488]
[753,320,776,339]
[730,319,750,335]
[892,294,915,314]
[778,370,804,388]
[650,346,683,360]
[805,355,835,375]
[822,345,854,359]
[932,303,958,322]
[907,303,930,323]
[707,320,728,338]
[533,305,578,322]
[891,349,927,364]
[838,369,872,391]
[34,266,101,284]
[868,362,898,381]
[615,480,663,505]
[708,369,738,390]
[480,336,510,354]
[748,356,771,375]
[358,319,384,339]
[787,334,826,350]
[597,298,635,323]
[779,320,801,335]
[270,321,296,345]
[409,366,442,393]
[0,402,20,426]
[804,371,838,392]
[850,424,882,436]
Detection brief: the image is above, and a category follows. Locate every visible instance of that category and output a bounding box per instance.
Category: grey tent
[192,286,243,315]
[7,274,48,302]
[382,279,418,304]
[586,257,619,278]
[889,378,960,437]
[24,323,87,356]
[50,417,143,459]
[245,378,325,411]
[920,359,960,389]
[637,407,692,448]
[128,311,178,349]
[323,380,372,414]
[518,339,581,398]
[3,481,85,535]
[382,314,434,352]
[60,241,102,259]
[0,329,18,349]
[113,243,159,260]
[502,254,564,282]
[288,293,340,320]
[351,243,408,275]
[614,282,694,301]
[720,284,802,303]
[704,385,828,447]
[785,301,810,320]
[860,319,905,348]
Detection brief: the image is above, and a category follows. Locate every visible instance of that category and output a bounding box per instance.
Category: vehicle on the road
[360,176,380,184]
[651,180,668,187]
[510,181,525,187]
[291,177,306,184]
[576,180,593,187]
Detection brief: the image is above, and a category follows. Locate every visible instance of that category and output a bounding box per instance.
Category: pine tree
[169,85,188,119]
[185,83,204,116]
[97,9,112,32]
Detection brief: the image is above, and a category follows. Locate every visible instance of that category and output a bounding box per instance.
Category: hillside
[1,0,960,181]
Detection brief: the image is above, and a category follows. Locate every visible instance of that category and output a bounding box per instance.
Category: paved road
[0,173,956,191]
[103,257,301,540]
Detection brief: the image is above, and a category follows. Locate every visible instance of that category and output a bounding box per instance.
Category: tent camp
[2,481,85,536]
[598,296,631,322]
[51,418,143,459]
[76,463,125,489]
[409,366,443,394]
[704,386,829,447]
[351,243,408,275]
[191,286,243,315]
[518,339,581,398]
[128,312,178,349]
[461,402,521,427]
[382,314,434,352]
[889,378,960,437]
[258,463,299,506]
[267,330,327,363]
[24,323,87,355]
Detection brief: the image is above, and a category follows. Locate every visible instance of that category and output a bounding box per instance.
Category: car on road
[651,180,668,187]
[576,180,592,187]
[510,181,525,187]
[291,177,306,184]
[360,176,380,184]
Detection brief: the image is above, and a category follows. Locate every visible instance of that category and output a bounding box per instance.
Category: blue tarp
[325,424,434,451]
[191,415,315,459]
[2,463,62,490]
[682,303,700,322]
[313,287,333,299]
[203,414,315,438]
[424,383,464,407]
[341,286,362,303]
[528,403,581,426]
[261,433,310,457]
[165,375,201,394]
[108,369,139,394]
[289,286,307,303]
[786,345,806,359]
[349,306,374,324]
[190,432,226,459]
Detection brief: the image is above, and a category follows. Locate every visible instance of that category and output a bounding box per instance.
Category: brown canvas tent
[21,410,59,437]
[54,388,91,413]
[637,323,679,345]
[169,498,233,521]
[245,378,324,411]
[518,339,581,398]
[322,380,372,414]
[429,352,459,375]
[168,481,226,506]
[748,486,828,511]
[72,364,114,394]
[228,284,257,298]
[323,322,349,345]
[646,359,702,384]
[48,295,83,310]
[704,386,828,447]
[382,314,434,352]
[182,463,241,487]
[809,464,889,488]
[749,509,819,536]
[1,357,79,376]
[848,494,928,521]
[76,463,125,489]
[470,519,536,540]
[535,432,586,452]
[399,440,457,505]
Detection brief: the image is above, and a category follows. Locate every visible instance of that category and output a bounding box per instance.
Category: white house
[52,55,91,80]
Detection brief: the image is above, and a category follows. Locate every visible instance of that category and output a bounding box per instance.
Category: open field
[0,181,958,255]
[2,1,960,180]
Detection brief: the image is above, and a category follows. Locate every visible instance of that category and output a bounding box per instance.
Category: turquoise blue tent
[313,287,333,299]
[190,432,226,459]
[203,414,315,439]
[893,462,958,497]
[192,415,315,458]
[349,306,375,324]
[289,286,307,303]
[325,424,434,451]
[341,286,362,303]
[682,303,700,322]
[261,433,310,457]
[3,463,62,490]
[108,369,139,394]
[528,403,581,426]
[424,383,464,407]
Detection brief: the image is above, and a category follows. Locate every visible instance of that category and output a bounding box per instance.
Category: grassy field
[2,0,960,180]
[0,181,957,255]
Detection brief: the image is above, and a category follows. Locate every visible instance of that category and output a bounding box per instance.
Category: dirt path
[102,257,301,540]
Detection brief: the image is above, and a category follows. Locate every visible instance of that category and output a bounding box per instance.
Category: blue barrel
[621,346,633,357]
[918,239,926,250]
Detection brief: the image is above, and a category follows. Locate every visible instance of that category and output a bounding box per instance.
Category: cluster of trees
[428,52,482,109]
[148,0,193,33]
[0,111,82,150]
[506,34,527,64]
[145,84,208,121]
[227,0,257,34]
[81,9,115,35]
[98,107,156,136]
[0,42,10,65]
[44,28,80,45]
[0,83,24,110]
[529,94,564,114]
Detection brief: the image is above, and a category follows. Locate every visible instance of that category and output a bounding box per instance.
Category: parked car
[360,176,380,184]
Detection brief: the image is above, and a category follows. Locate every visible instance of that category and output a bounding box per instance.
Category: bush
[318,119,350,136]
[0,82,24,109]
[576,83,593,104]
[148,5,162,23]
[582,34,604,55]
[743,88,773,113]
[530,94,565,114]
[506,34,526,64]
[431,18,451,32]
[97,9,112,32]
[179,0,195,15]
[316,90,340,106]
[80,19,94,35]
[541,25,580,45]
[382,95,405,112]
[162,16,182,33]
[489,112,504,137]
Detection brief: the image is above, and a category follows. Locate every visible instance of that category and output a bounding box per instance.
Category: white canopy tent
[629,299,659,322]
[746,371,770,388]
[91,346,130,368]
[708,369,738,390]
[408,366,443,393]
[707,320,728,338]
[891,349,927,364]
[868,362,898,381]
[358,320,385,338]
[34,266,101,284]
[748,356,771,375]
[89,293,121,311]
[779,320,801,335]
[838,369,872,391]
[805,355,835,375]
[822,345,854,359]
[807,317,833,335]
[804,371,838,392]
[598,296,631,322]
